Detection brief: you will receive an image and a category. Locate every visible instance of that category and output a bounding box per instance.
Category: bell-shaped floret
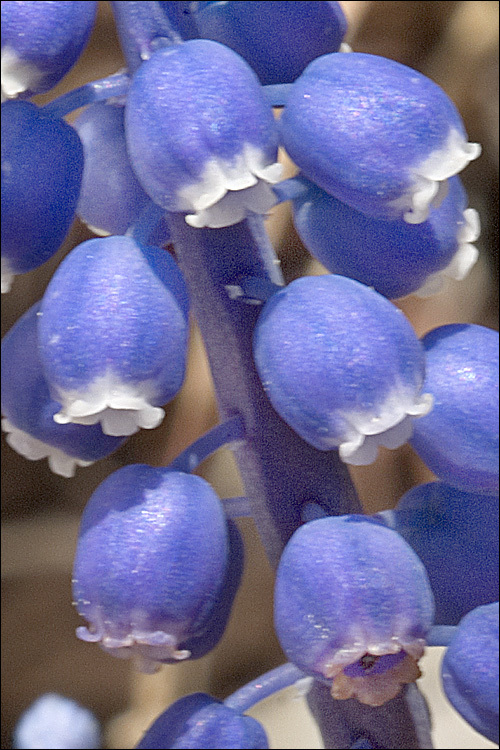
[38,236,189,437]
[1,303,125,477]
[1,1,96,100]
[280,52,480,223]
[73,466,243,672]
[191,1,347,85]
[411,324,499,495]
[292,176,479,299]
[1,100,83,293]
[12,693,101,750]
[441,602,499,744]
[253,274,432,465]
[376,482,499,625]
[274,516,434,706]
[136,693,268,749]
[125,39,282,229]
[74,102,155,236]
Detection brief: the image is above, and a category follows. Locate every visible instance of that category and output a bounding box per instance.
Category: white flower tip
[1,418,92,476]
[1,256,15,293]
[1,46,44,99]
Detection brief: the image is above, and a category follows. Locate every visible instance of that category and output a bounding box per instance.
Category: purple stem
[224,662,308,713]
[110,1,182,73]
[165,213,361,568]
[41,72,130,119]
[167,415,246,474]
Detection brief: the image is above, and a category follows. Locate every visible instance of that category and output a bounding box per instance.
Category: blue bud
[192,1,347,85]
[74,102,153,236]
[377,482,499,625]
[125,40,282,228]
[1,1,96,99]
[1,303,125,477]
[292,175,480,299]
[441,602,499,744]
[13,693,101,750]
[274,516,434,706]
[136,693,268,749]
[38,236,189,436]
[1,100,83,293]
[411,324,499,495]
[72,466,243,671]
[253,274,432,464]
[280,52,480,223]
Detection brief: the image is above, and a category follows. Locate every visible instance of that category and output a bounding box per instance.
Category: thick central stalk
[166,213,361,568]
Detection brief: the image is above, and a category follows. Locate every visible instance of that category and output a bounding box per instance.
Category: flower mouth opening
[177,143,283,228]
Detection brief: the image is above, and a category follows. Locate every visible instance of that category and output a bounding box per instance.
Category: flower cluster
[2,3,498,750]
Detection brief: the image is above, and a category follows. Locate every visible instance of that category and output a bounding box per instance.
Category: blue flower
[1,302,125,477]
[1,100,83,293]
[72,466,243,671]
[135,693,268,749]
[291,175,480,299]
[441,602,499,744]
[376,482,499,625]
[253,274,432,464]
[280,52,480,223]
[411,324,499,495]
[125,39,282,228]
[1,1,96,99]
[37,236,189,436]
[274,516,434,706]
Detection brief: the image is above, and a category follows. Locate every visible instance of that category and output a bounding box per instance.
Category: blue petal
[253,274,432,464]
[377,482,499,625]
[72,466,242,670]
[136,693,268,749]
[280,52,480,222]
[441,602,499,744]
[411,324,499,495]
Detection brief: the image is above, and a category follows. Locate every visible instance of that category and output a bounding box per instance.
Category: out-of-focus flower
[274,516,434,706]
[13,693,101,750]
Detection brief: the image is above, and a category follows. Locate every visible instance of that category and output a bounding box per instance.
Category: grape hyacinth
[2,2,498,750]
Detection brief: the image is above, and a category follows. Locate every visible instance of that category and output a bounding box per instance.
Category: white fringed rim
[1,46,44,101]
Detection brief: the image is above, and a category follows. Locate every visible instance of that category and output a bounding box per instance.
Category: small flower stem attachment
[224,663,308,714]
[41,72,130,119]
[263,83,293,108]
[167,415,246,473]
[110,1,182,73]
[272,176,311,204]
[426,625,457,647]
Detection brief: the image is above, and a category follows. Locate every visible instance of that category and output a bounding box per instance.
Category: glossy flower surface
[125,39,282,228]
[274,516,434,706]
[1,302,125,477]
[411,324,499,495]
[441,602,499,744]
[253,274,432,464]
[72,466,243,672]
[281,52,480,223]
[38,236,189,436]
[136,693,268,749]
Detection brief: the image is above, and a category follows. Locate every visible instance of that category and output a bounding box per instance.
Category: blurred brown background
[2,2,498,748]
